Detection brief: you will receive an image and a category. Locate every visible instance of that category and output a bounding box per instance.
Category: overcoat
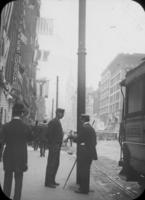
[0,119,32,172]
[46,118,64,145]
[76,122,98,161]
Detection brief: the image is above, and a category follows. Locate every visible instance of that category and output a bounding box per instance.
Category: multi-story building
[99,53,145,130]
[93,85,100,116]
[0,1,14,124]
[63,70,77,131]
[35,79,49,122]
[86,87,94,116]
[99,70,110,124]
[0,0,40,124]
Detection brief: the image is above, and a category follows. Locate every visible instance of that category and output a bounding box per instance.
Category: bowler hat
[13,103,25,112]
[56,108,65,113]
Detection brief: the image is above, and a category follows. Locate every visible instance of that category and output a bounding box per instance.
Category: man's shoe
[75,189,88,194]
[89,189,94,192]
[45,184,56,188]
[53,182,60,186]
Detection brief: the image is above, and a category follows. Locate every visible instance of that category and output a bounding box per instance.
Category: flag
[42,50,49,61]
[36,17,53,35]
[38,50,50,62]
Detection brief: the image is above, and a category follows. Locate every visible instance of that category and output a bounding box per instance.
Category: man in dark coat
[45,108,65,188]
[73,114,97,194]
[0,103,33,200]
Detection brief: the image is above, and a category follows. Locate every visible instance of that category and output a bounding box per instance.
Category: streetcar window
[127,80,143,113]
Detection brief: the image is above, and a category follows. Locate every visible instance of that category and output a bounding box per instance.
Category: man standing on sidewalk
[0,103,33,200]
[45,108,65,188]
[73,114,98,194]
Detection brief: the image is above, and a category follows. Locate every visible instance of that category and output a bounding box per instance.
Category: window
[116,92,120,100]
[115,102,119,111]
[127,79,143,113]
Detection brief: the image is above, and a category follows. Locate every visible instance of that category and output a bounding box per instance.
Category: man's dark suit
[45,118,64,186]
[75,122,97,193]
[0,118,32,200]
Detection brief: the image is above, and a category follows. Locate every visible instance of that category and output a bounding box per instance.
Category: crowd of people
[0,102,97,200]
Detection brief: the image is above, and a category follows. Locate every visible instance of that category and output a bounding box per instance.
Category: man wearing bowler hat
[45,108,65,188]
[0,102,33,200]
[73,114,98,194]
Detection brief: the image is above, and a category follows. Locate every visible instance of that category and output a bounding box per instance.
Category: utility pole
[76,0,86,184]
[51,98,54,119]
[56,75,59,109]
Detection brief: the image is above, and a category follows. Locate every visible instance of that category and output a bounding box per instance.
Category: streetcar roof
[122,61,145,85]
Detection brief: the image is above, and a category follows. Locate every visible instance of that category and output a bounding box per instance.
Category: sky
[36,0,145,112]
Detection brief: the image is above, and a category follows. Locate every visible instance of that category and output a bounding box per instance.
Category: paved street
[0,140,143,200]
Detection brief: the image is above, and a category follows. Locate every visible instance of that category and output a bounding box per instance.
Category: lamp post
[76,0,86,184]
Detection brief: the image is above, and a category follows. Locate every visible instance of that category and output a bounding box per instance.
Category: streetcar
[119,61,145,186]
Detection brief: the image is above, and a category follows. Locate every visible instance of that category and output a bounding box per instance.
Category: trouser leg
[52,146,60,182]
[45,145,60,185]
[13,172,23,200]
[45,147,54,185]
[0,144,4,161]
[40,148,42,157]
[42,144,45,157]
[80,164,90,192]
[79,159,92,193]
[40,143,42,157]
[3,171,13,198]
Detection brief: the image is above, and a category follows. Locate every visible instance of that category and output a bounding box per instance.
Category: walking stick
[63,120,96,189]
[63,158,77,189]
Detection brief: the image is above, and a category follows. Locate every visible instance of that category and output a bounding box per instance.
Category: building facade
[98,53,145,131]
[0,1,15,124]
[35,79,49,122]
[0,0,41,124]
[99,70,110,125]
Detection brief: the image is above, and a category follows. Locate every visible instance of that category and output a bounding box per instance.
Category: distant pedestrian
[45,108,65,188]
[32,121,40,151]
[72,114,98,194]
[0,103,33,200]
[39,120,48,157]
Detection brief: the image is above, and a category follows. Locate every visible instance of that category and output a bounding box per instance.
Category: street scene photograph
[0,0,145,200]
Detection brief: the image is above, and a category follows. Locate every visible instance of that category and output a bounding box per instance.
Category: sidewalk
[0,146,100,200]
[0,142,143,200]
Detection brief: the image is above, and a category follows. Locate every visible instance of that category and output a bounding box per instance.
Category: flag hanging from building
[36,17,53,35]
[36,80,49,98]
[37,50,50,62]
[42,50,50,61]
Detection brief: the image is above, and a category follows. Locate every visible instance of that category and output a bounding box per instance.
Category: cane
[63,158,77,189]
